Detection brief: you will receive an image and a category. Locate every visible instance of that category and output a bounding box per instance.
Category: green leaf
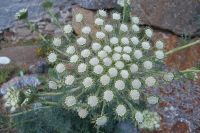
[42,0,53,9]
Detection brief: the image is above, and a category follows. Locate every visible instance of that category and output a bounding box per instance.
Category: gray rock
[0,0,73,30]
[131,0,200,36]
[114,121,139,133]
[75,0,118,10]
[0,74,41,95]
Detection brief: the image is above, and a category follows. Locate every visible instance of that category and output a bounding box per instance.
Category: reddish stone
[171,121,190,133]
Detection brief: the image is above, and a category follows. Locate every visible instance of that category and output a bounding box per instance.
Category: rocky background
[0,0,200,132]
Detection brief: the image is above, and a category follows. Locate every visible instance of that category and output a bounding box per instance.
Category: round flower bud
[156,40,164,49]
[65,75,75,85]
[96,32,105,39]
[155,50,165,59]
[88,96,98,107]
[121,37,129,45]
[104,24,113,32]
[65,96,76,107]
[112,13,121,20]
[130,64,139,73]
[131,79,141,89]
[108,68,118,77]
[130,90,140,100]
[53,37,61,47]
[115,80,125,90]
[147,96,159,104]
[114,46,122,53]
[134,50,143,59]
[100,75,110,86]
[103,57,112,66]
[63,24,73,34]
[77,108,88,118]
[66,46,75,54]
[78,63,87,73]
[98,50,107,59]
[75,13,83,22]
[163,72,174,81]
[48,81,57,90]
[48,53,57,63]
[142,42,151,50]
[103,45,112,53]
[56,63,65,73]
[70,55,79,63]
[145,28,153,38]
[92,42,101,51]
[98,10,107,17]
[120,70,129,79]
[81,49,91,58]
[83,77,93,88]
[93,65,104,74]
[77,37,86,46]
[120,24,128,32]
[123,46,132,53]
[103,90,114,102]
[131,16,140,24]
[81,26,91,34]
[132,24,140,32]
[110,37,119,45]
[145,76,156,87]
[96,116,107,126]
[135,111,143,123]
[115,61,124,69]
[116,104,126,116]
[95,18,104,26]
[143,61,153,70]
[89,57,99,66]
[122,54,131,61]
[131,37,139,45]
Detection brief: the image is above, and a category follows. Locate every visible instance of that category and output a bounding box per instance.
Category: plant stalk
[165,39,200,56]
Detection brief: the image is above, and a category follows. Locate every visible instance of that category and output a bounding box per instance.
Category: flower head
[65,96,76,107]
[75,13,83,22]
[64,24,73,34]
[116,104,126,116]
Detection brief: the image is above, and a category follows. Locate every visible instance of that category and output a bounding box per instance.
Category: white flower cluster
[3,88,20,112]
[48,10,172,129]
[137,111,161,130]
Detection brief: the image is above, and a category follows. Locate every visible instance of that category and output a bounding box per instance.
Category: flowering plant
[3,0,200,132]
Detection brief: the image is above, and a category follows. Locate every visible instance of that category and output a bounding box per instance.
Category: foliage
[0,65,16,84]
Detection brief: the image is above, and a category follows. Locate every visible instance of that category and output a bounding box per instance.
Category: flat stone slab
[0,45,40,67]
[131,0,200,36]
[0,0,73,30]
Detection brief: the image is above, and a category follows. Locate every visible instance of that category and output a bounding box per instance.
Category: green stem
[53,47,69,57]
[10,106,52,117]
[122,0,127,22]
[180,69,200,73]
[37,92,63,97]
[165,39,200,56]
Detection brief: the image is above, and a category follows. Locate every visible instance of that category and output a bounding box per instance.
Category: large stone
[75,0,117,10]
[0,0,73,30]
[131,0,200,36]
[72,5,98,35]
[0,45,40,67]
[153,32,200,70]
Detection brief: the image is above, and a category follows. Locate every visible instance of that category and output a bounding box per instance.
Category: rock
[0,74,41,95]
[145,79,200,132]
[75,0,117,10]
[114,121,139,133]
[0,45,40,67]
[153,31,200,71]
[0,0,73,30]
[131,0,200,36]
[171,121,190,133]
[72,5,98,35]
[29,60,48,74]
